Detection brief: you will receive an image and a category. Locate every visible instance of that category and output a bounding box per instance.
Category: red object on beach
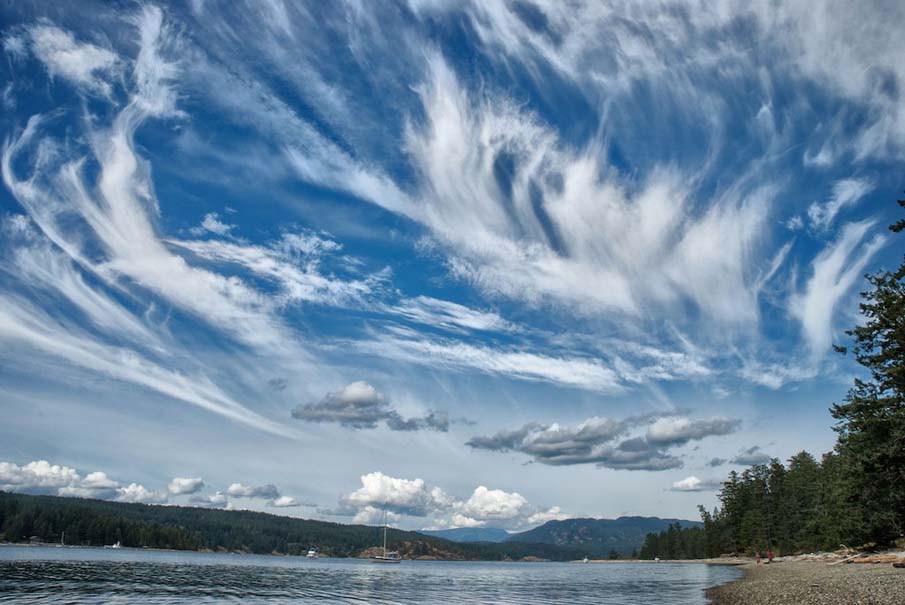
[755,552,761,565]
[767,549,774,563]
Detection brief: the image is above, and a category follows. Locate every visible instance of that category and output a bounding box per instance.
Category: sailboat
[369,507,401,563]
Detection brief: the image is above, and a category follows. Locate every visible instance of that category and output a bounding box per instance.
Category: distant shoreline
[571,557,749,565]
[0,543,749,565]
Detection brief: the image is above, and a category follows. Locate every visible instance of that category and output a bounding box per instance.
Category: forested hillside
[507,516,701,556]
[0,491,586,560]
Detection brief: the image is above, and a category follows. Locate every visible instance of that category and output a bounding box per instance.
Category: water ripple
[0,546,740,604]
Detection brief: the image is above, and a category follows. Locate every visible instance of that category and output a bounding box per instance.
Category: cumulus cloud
[732,446,773,466]
[353,505,402,525]
[645,416,740,447]
[339,471,564,530]
[467,414,736,471]
[0,459,305,512]
[226,482,281,500]
[0,460,79,490]
[167,476,204,495]
[189,491,229,508]
[115,483,167,504]
[708,457,728,467]
[343,472,448,517]
[671,476,723,492]
[0,460,121,499]
[459,486,528,521]
[449,513,486,528]
[291,381,449,432]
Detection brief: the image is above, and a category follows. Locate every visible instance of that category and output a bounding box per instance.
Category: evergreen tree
[831,198,905,546]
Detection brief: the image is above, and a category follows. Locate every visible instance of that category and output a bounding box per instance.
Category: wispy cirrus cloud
[807,178,875,230]
[792,220,886,358]
[352,327,623,392]
[26,23,117,95]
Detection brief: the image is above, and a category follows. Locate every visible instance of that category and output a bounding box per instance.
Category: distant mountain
[418,527,511,543]
[506,516,702,556]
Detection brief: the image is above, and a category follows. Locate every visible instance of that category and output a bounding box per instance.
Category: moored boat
[369,507,401,564]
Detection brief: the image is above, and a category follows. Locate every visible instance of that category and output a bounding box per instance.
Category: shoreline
[707,560,905,604]
[570,557,750,565]
[0,543,747,566]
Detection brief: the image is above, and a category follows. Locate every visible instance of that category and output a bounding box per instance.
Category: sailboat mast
[382,507,387,556]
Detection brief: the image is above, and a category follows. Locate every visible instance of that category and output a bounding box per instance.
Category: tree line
[0,491,588,561]
[642,200,905,558]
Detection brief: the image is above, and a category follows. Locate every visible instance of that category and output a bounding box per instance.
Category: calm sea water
[0,546,740,604]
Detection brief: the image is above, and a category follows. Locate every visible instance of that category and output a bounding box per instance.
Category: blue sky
[0,0,902,530]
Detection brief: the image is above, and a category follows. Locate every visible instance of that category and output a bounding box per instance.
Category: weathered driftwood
[854,555,902,564]
[828,553,865,566]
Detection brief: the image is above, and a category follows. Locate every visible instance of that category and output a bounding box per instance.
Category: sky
[0,0,902,532]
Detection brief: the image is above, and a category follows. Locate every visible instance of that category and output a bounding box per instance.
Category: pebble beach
[707,559,905,604]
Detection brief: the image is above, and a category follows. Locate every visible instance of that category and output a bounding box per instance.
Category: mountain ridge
[505,516,702,556]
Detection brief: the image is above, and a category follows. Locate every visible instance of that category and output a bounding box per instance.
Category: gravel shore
[707,560,905,604]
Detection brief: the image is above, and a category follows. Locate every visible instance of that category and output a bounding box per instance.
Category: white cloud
[792,220,886,358]
[344,472,446,517]
[0,460,122,499]
[292,381,449,432]
[389,295,514,333]
[670,476,722,492]
[171,234,379,309]
[115,482,167,504]
[645,416,740,446]
[0,460,79,489]
[189,491,229,508]
[269,496,301,508]
[526,506,569,526]
[807,178,875,230]
[28,24,117,95]
[459,486,528,521]
[449,513,485,528]
[340,472,562,530]
[226,482,281,499]
[0,294,292,436]
[786,215,804,231]
[353,505,401,525]
[468,413,736,470]
[167,476,204,495]
[354,328,622,392]
[190,212,235,236]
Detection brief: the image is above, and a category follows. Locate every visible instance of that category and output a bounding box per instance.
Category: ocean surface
[0,546,741,604]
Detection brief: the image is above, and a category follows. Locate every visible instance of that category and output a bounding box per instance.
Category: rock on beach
[707,559,905,605]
